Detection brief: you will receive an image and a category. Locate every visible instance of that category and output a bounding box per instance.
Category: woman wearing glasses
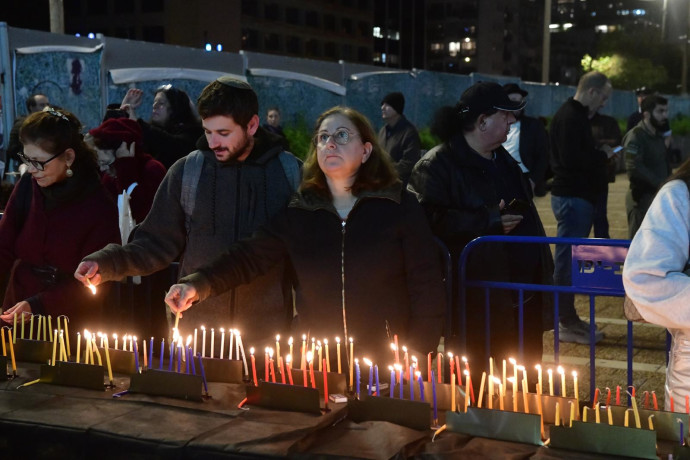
[0,108,120,330]
[120,84,202,169]
[165,106,444,363]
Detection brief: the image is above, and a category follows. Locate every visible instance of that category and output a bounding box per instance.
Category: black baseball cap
[458,81,526,115]
[503,82,528,98]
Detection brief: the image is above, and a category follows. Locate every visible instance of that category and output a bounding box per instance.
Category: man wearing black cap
[501,83,549,197]
[550,71,617,344]
[408,81,554,368]
[76,76,301,345]
[626,87,654,133]
[379,91,421,185]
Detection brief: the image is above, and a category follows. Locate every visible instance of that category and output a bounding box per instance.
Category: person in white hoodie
[623,158,690,411]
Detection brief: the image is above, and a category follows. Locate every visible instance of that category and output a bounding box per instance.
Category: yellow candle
[451,373,456,412]
[572,370,578,402]
[76,332,81,364]
[502,359,507,391]
[464,370,470,412]
[558,366,566,397]
[630,391,641,428]
[648,414,654,430]
[536,385,544,439]
[21,311,25,339]
[92,337,102,366]
[608,406,613,425]
[535,364,542,395]
[509,357,517,387]
[493,377,504,411]
[569,400,576,427]
[1,328,6,356]
[289,336,294,367]
[48,315,52,342]
[509,377,518,412]
[478,371,486,408]
[51,329,58,365]
[42,315,47,342]
[13,312,17,343]
[104,336,114,385]
[8,332,16,374]
[59,331,67,362]
[29,314,34,340]
[555,402,561,426]
[522,378,530,413]
[349,337,354,389]
[336,337,341,373]
[595,402,601,424]
[275,334,280,362]
[582,406,588,423]
[324,339,330,372]
[62,317,70,357]
[317,341,322,371]
[173,310,180,331]
[624,408,630,427]
[36,316,42,341]
[548,368,554,396]
[488,358,494,406]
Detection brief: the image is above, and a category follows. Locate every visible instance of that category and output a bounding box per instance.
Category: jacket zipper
[340,219,349,367]
[229,166,242,323]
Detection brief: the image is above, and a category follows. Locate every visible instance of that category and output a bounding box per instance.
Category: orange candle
[323,358,329,409]
[308,351,315,388]
[286,354,294,385]
[250,348,258,386]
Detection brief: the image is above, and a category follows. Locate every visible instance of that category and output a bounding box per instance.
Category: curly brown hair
[300,106,399,197]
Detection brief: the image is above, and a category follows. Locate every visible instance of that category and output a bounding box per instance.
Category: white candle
[229,329,234,360]
[210,328,215,359]
[220,328,225,359]
[193,328,198,356]
[572,370,579,402]
[201,326,206,358]
[237,331,248,375]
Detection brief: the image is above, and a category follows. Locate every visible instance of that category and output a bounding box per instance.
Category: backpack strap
[180,150,205,234]
[278,151,302,191]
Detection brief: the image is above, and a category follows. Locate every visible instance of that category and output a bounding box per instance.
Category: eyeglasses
[17,150,65,171]
[313,129,360,146]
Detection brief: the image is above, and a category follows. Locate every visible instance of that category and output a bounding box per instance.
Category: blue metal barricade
[457,235,631,400]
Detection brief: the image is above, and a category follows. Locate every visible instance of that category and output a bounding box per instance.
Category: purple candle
[432,370,438,422]
[177,345,182,373]
[355,360,361,398]
[418,373,425,402]
[185,346,190,374]
[389,367,395,398]
[375,365,379,396]
[189,347,196,375]
[197,352,209,394]
[148,337,153,370]
[409,366,414,400]
[399,368,403,399]
[159,338,164,370]
[367,362,373,396]
[132,337,140,373]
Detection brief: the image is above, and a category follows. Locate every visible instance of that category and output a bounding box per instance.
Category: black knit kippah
[216,75,252,90]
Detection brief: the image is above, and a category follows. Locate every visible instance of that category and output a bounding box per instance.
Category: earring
[65,165,73,177]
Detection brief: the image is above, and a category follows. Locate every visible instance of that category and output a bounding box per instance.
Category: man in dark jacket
[75,76,301,347]
[550,71,616,344]
[378,92,421,185]
[501,83,549,196]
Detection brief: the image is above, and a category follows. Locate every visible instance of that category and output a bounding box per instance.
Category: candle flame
[509,357,516,365]
[302,334,307,340]
[355,358,359,364]
[492,377,502,385]
[535,364,542,371]
[288,336,293,345]
[508,377,515,383]
[517,365,525,371]
[557,365,565,375]
[402,346,408,353]
[394,363,402,371]
[86,278,97,295]
[363,358,372,367]
[390,343,397,351]
[412,355,418,364]
[335,337,340,344]
[268,348,274,358]
[572,370,578,377]
[250,347,255,355]
[306,351,313,363]
[286,354,292,364]
[186,335,192,346]
[464,369,470,376]
[388,365,394,371]
[349,337,353,343]
[235,329,241,336]
[462,356,468,363]
[84,330,92,340]
[220,328,224,333]
[317,340,321,346]
[547,368,553,375]
[201,325,205,331]
[323,338,328,344]
[276,334,280,341]
[447,352,453,359]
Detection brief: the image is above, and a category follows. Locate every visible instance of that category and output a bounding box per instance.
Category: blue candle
[159,338,164,370]
[367,362,373,396]
[132,337,140,373]
[680,419,684,446]
[355,360,361,398]
[197,352,209,394]
[389,367,395,398]
[177,345,182,373]
[169,341,174,371]
[185,346,190,374]
[409,366,414,400]
[148,337,153,370]
[418,373,425,402]
[375,365,379,397]
[399,368,403,399]
[189,347,196,375]
[432,370,438,422]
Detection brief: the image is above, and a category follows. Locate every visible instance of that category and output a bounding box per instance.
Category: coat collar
[289,182,403,212]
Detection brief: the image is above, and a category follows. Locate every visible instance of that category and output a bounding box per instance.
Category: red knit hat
[89,118,143,152]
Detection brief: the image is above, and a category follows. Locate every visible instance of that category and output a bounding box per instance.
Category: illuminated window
[430,42,444,52]
[387,30,400,40]
[448,41,460,57]
[373,26,383,38]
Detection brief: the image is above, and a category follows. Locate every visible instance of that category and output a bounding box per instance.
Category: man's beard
[216,134,252,163]
[650,116,668,132]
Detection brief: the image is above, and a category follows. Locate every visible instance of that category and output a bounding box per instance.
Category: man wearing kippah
[379,92,421,185]
[76,76,301,345]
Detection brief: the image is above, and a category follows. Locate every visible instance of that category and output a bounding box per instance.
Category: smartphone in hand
[501,198,530,215]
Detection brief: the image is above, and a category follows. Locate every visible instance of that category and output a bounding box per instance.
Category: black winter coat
[183,184,446,364]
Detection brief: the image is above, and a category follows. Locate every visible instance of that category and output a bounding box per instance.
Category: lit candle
[269,348,276,383]
[275,334,280,362]
[448,352,454,379]
[210,328,215,359]
[488,357,494,404]
[176,341,182,373]
[502,359,507,391]
[451,373,456,411]
[228,329,234,360]
[159,338,165,370]
[301,334,307,370]
[354,358,360,397]
[220,329,225,359]
[336,337,341,373]
[403,346,409,381]
[302,351,308,387]
[555,402,561,426]
[363,359,373,396]
[535,364,542,395]
[51,329,58,365]
[463,356,474,404]
[84,331,92,364]
[390,366,395,398]
[521,377,529,413]
[478,371,486,409]
[193,328,198,356]
[201,326,206,358]
[494,377,504,411]
[427,353,432,383]
[322,358,329,409]
[393,334,400,364]
[431,370,438,423]
[349,337,354,389]
[58,330,67,362]
[547,368,554,396]
[149,337,153,370]
[143,338,148,369]
[437,353,443,383]
[75,332,81,363]
[103,335,114,385]
[196,353,209,395]
[308,351,316,388]
[92,336,102,366]
[508,377,517,412]
[395,364,403,399]
[572,370,578,402]
[558,366,566,397]
[409,365,414,401]
[85,277,97,295]
[311,337,315,357]
[463,370,469,412]
[236,331,249,376]
[536,383,544,439]
[285,355,294,385]
[264,347,269,381]
[289,337,294,367]
[279,356,285,384]
[317,342,322,371]
[250,348,258,386]
[113,333,118,351]
[189,347,196,375]
[132,336,139,372]
[419,371,426,403]
[62,316,70,357]
[324,339,330,372]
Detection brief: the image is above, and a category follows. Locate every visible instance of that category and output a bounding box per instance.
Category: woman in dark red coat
[0,107,121,331]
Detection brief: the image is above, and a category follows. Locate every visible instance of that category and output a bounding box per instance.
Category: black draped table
[0,363,676,459]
